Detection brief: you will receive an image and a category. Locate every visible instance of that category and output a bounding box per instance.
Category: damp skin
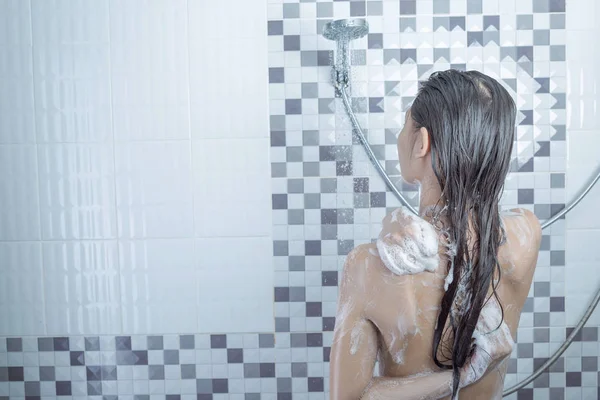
[329,207,541,400]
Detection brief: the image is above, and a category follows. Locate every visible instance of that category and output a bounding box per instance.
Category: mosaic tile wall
[1,1,599,400]
[266,0,596,398]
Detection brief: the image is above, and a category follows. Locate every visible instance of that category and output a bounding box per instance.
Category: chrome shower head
[322,18,369,97]
[323,18,369,41]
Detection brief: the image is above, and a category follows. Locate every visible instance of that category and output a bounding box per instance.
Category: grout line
[106,0,124,335]
[28,0,48,336]
[185,0,202,333]
[0,234,272,243]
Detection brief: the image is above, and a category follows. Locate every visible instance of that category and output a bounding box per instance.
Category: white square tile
[192,138,272,237]
[32,43,112,143]
[566,0,596,31]
[0,242,44,335]
[37,143,117,239]
[115,141,193,238]
[566,130,600,229]
[189,0,266,40]
[120,238,197,333]
[43,241,121,335]
[109,0,190,141]
[188,0,267,140]
[0,0,32,46]
[196,237,273,333]
[0,145,41,240]
[31,0,109,45]
[566,229,600,265]
[189,38,269,139]
[0,45,35,144]
[565,263,600,326]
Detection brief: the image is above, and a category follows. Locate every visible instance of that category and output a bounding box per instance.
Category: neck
[417,175,444,216]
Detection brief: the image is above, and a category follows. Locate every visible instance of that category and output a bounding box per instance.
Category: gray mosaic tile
[6,338,22,352]
[259,335,275,349]
[550,13,565,29]
[367,1,382,16]
[53,337,69,351]
[282,4,299,19]
[84,337,100,351]
[550,0,566,12]
[8,367,23,381]
[55,380,71,395]
[164,349,179,365]
[268,20,283,36]
[115,336,131,351]
[87,381,102,396]
[317,3,333,18]
[70,351,85,366]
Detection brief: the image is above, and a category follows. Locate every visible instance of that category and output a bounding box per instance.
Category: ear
[412,126,431,159]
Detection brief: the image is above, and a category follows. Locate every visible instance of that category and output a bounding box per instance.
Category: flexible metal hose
[338,85,600,395]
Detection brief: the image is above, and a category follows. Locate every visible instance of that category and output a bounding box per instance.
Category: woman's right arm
[361,372,454,400]
[360,322,514,400]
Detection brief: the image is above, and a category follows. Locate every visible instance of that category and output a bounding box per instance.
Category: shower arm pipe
[338,84,600,396]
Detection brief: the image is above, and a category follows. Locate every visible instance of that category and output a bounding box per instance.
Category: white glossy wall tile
[43,240,121,335]
[188,37,270,140]
[196,237,274,333]
[0,145,41,240]
[0,0,273,336]
[119,239,197,334]
[37,143,117,240]
[565,0,600,329]
[0,0,32,46]
[0,0,34,144]
[193,138,272,238]
[31,0,112,144]
[565,130,600,230]
[0,242,44,335]
[188,0,269,140]
[109,0,190,141]
[115,141,194,238]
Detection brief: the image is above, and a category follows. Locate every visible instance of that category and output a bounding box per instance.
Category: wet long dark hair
[410,70,516,397]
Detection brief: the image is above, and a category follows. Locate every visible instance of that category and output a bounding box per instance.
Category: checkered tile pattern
[0,0,596,399]
[0,335,277,399]
[267,0,592,398]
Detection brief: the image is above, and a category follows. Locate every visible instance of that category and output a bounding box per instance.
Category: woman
[329,70,542,399]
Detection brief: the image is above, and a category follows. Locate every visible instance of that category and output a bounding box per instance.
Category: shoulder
[337,244,379,308]
[500,208,542,281]
[341,243,406,290]
[501,208,542,247]
[342,243,380,281]
[343,243,416,290]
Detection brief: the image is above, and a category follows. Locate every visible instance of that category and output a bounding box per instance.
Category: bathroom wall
[0,0,276,399]
[0,0,599,400]
[563,1,600,398]
[266,0,596,399]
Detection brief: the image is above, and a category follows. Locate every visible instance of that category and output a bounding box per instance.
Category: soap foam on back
[376,206,441,276]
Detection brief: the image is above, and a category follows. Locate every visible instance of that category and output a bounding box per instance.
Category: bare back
[356,208,542,399]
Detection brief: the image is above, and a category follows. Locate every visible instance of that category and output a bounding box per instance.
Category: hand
[459,299,514,387]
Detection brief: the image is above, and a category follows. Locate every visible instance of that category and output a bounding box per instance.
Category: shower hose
[337,86,600,396]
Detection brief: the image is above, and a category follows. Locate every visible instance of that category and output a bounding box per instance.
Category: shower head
[322,19,369,96]
[323,18,369,41]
